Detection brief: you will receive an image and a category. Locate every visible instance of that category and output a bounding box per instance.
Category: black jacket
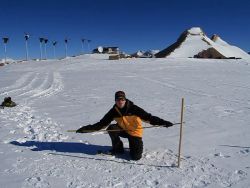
[79,99,169,135]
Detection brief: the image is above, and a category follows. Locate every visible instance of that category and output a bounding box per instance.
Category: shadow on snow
[9,140,175,168]
[10,140,111,155]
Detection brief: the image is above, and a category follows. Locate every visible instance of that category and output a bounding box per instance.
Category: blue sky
[0,0,249,59]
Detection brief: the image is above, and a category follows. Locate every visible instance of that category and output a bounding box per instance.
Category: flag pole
[4,43,7,63]
[177,98,185,168]
[25,40,29,60]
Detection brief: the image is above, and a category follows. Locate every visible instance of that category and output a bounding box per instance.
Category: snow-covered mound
[155,27,210,58]
[155,27,250,59]
[211,34,250,59]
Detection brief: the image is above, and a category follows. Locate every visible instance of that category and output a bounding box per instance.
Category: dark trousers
[107,124,143,160]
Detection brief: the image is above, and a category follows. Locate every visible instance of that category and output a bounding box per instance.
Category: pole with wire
[2,37,9,63]
[87,39,91,53]
[24,34,30,61]
[52,41,57,59]
[64,39,68,58]
[44,38,48,60]
[39,38,44,60]
[81,38,85,54]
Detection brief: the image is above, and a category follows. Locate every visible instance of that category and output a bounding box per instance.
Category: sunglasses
[115,98,126,101]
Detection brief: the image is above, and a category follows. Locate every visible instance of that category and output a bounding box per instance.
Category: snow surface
[0,55,250,188]
[168,27,250,59]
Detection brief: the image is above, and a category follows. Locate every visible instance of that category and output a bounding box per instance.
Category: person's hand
[76,125,92,133]
[164,121,173,128]
[76,127,85,133]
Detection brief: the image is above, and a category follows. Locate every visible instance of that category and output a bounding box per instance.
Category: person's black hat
[115,91,126,100]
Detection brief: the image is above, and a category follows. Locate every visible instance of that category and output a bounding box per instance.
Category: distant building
[109,55,120,60]
[109,52,131,60]
[93,46,119,54]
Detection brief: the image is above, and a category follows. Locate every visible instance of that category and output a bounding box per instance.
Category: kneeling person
[76,91,173,160]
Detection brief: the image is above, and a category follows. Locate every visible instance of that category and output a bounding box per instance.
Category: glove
[164,121,173,128]
[76,125,92,133]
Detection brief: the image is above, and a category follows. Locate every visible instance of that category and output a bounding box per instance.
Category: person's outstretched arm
[76,108,114,133]
[133,105,173,127]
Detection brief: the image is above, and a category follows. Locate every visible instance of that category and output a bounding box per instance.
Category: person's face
[115,98,126,109]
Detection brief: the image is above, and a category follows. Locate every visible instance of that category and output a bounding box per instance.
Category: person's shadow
[10,140,111,155]
[10,140,174,167]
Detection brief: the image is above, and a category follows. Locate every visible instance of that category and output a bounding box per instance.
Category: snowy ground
[0,55,250,188]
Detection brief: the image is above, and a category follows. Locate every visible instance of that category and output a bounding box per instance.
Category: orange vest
[114,107,143,137]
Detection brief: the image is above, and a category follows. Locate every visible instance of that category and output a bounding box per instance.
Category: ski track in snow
[0,71,64,101]
[0,72,35,96]
[30,72,64,99]
[16,72,52,98]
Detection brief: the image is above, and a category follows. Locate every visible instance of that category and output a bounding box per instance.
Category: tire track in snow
[1,71,64,101]
[0,72,34,96]
[30,72,64,99]
[16,72,52,98]
[0,73,41,98]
